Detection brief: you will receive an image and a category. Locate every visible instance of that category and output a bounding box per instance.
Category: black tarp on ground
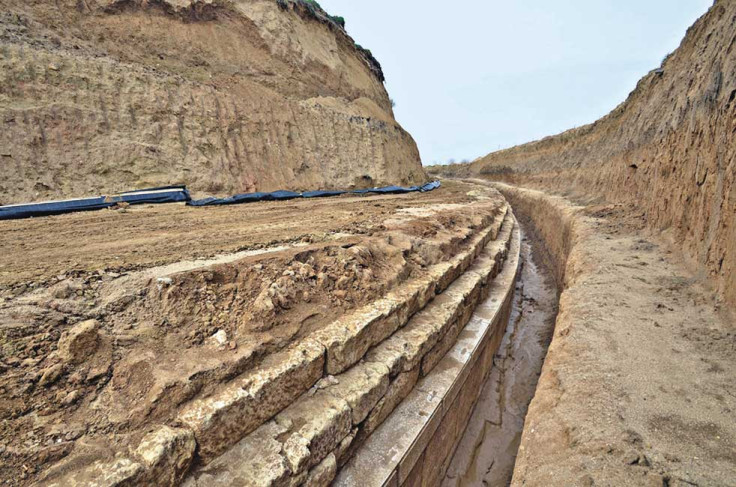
[187,190,302,207]
[0,186,191,220]
[0,181,442,220]
[187,180,441,207]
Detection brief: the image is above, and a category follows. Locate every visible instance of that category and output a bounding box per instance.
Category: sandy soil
[0,0,426,205]
[442,227,559,487]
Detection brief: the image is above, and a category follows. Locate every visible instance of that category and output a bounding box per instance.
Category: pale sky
[317,0,713,165]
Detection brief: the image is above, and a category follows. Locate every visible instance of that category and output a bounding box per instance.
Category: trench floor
[442,228,559,486]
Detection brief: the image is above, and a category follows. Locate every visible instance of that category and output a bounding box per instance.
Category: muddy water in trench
[442,229,559,487]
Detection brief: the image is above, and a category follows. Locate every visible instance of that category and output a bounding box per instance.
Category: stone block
[177,340,325,463]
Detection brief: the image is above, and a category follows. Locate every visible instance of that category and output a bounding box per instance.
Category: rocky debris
[157,277,174,290]
[110,202,130,212]
[57,320,100,365]
[38,364,63,387]
[253,287,276,313]
[60,390,81,406]
[624,451,651,467]
[51,280,85,300]
[207,330,228,349]
[85,360,111,383]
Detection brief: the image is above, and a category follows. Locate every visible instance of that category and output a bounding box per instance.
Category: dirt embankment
[491,182,736,487]
[430,0,736,311]
[0,0,426,205]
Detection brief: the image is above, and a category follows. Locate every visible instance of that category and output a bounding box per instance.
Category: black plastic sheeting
[0,186,191,221]
[0,181,442,220]
[187,190,302,207]
[188,180,441,207]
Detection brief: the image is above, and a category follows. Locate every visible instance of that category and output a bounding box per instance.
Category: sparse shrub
[330,15,345,28]
[291,1,345,29]
[354,44,385,82]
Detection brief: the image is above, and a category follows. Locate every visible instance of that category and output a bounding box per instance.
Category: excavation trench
[441,180,736,486]
[15,179,731,486]
[442,223,559,487]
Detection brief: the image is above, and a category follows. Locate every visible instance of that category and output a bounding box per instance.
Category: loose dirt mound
[0,0,426,205]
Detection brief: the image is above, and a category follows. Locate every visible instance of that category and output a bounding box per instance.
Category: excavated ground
[471,179,736,487]
[0,180,508,486]
[6,175,733,486]
[0,183,468,290]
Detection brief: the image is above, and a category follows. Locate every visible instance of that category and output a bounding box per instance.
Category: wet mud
[443,227,559,486]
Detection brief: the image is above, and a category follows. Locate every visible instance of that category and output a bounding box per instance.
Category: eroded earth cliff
[0,0,426,204]
[432,0,736,310]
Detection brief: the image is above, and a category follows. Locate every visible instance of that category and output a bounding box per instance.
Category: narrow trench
[442,224,560,487]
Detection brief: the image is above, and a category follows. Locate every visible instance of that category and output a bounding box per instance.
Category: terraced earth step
[336,213,521,487]
[182,211,518,487]
[43,202,511,487]
[174,204,510,463]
